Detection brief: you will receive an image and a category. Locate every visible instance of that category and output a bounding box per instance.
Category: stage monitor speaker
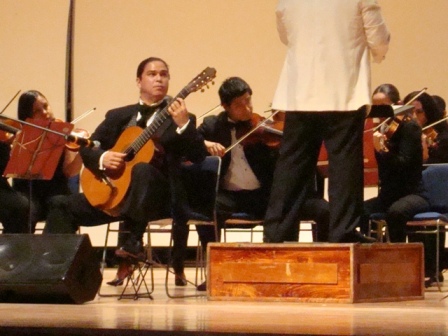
[0,234,102,304]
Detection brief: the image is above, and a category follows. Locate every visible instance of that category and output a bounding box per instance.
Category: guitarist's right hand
[103,151,126,170]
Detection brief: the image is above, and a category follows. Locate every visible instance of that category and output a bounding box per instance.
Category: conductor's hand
[168,98,190,128]
[205,140,226,157]
[103,151,126,170]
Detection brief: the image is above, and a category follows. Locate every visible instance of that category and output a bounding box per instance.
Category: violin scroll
[0,119,21,144]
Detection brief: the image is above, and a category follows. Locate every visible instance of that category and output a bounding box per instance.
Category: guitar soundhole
[125,150,135,161]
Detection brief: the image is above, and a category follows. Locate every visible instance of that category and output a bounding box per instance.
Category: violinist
[172,77,329,291]
[361,84,430,244]
[402,91,447,287]
[7,90,82,233]
[404,91,448,164]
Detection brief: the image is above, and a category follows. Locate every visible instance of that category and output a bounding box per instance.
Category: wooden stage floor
[0,268,447,336]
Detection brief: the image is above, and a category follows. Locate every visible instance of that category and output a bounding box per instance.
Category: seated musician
[171,77,329,291]
[403,91,447,287]
[1,91,82,233]
[405,92,448,164]
[44,57,207,286]
[361,84,430,248]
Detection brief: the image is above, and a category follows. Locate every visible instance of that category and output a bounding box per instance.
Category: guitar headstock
[186,67,217,94]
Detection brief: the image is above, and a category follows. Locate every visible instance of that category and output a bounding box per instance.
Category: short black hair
[218,77,252,106]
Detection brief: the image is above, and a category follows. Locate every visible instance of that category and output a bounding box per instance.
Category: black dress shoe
[424,272,444,288]
[197,281,207,291]
[341,231,377,243]
[175,273,187,286]
[106,260,133,286]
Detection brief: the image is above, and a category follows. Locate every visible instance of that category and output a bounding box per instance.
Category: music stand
[4,119,74,232]
[363,104,394,119]
[363,104,415,119]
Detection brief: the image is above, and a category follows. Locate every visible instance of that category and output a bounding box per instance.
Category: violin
[376,87,428,152]
[0,115,97,151]
[423,127,438,148]
[236,113,283,147]
[65,128,92,151]
[0,119,21,143]
[53,118,92,152]
[421,114,448,148]
[225,110,283,153]
[377,114,414,152]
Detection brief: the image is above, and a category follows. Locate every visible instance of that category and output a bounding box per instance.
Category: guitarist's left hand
[168,98,190,129]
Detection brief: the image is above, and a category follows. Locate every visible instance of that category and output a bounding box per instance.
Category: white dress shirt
[222,128,261,191]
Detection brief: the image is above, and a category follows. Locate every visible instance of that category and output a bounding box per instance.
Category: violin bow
[0,90,21,115]
[71,107,96,124]
[422,115,448,131]
[196,104,221,121]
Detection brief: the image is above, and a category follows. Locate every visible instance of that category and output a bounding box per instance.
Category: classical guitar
[80,67,216,216]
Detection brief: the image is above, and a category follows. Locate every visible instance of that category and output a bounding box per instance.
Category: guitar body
[81,126,155,216]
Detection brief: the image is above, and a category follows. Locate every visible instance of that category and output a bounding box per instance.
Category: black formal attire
[427,127,448,164]
[201,112,277,220]
[13,154,71,232]
[44,101,206,254]
[0,142,29,233]
[412,126,448,278]
[361,119,430,243]
[198,111,277,233]
[264,111,364,243]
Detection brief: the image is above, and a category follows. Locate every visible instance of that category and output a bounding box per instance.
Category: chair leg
[99,222,155,300]
[434,223,442,291]
[118,260,154,300]
[368,219,389,243]
[195,239,206,286]
[98,223,113,298]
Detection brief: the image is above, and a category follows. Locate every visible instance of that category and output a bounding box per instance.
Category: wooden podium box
[207,242,424,303]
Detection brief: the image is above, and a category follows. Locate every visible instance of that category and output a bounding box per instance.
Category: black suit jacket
[376,119,424,204]
[80,102,206,174]
[197,111,278,193]
[79,102,207,223]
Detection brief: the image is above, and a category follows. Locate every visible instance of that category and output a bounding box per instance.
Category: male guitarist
[44,57,208,286]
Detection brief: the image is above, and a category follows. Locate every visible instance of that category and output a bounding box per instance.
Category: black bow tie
[140,104,159,117]
[138,104,161,127]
